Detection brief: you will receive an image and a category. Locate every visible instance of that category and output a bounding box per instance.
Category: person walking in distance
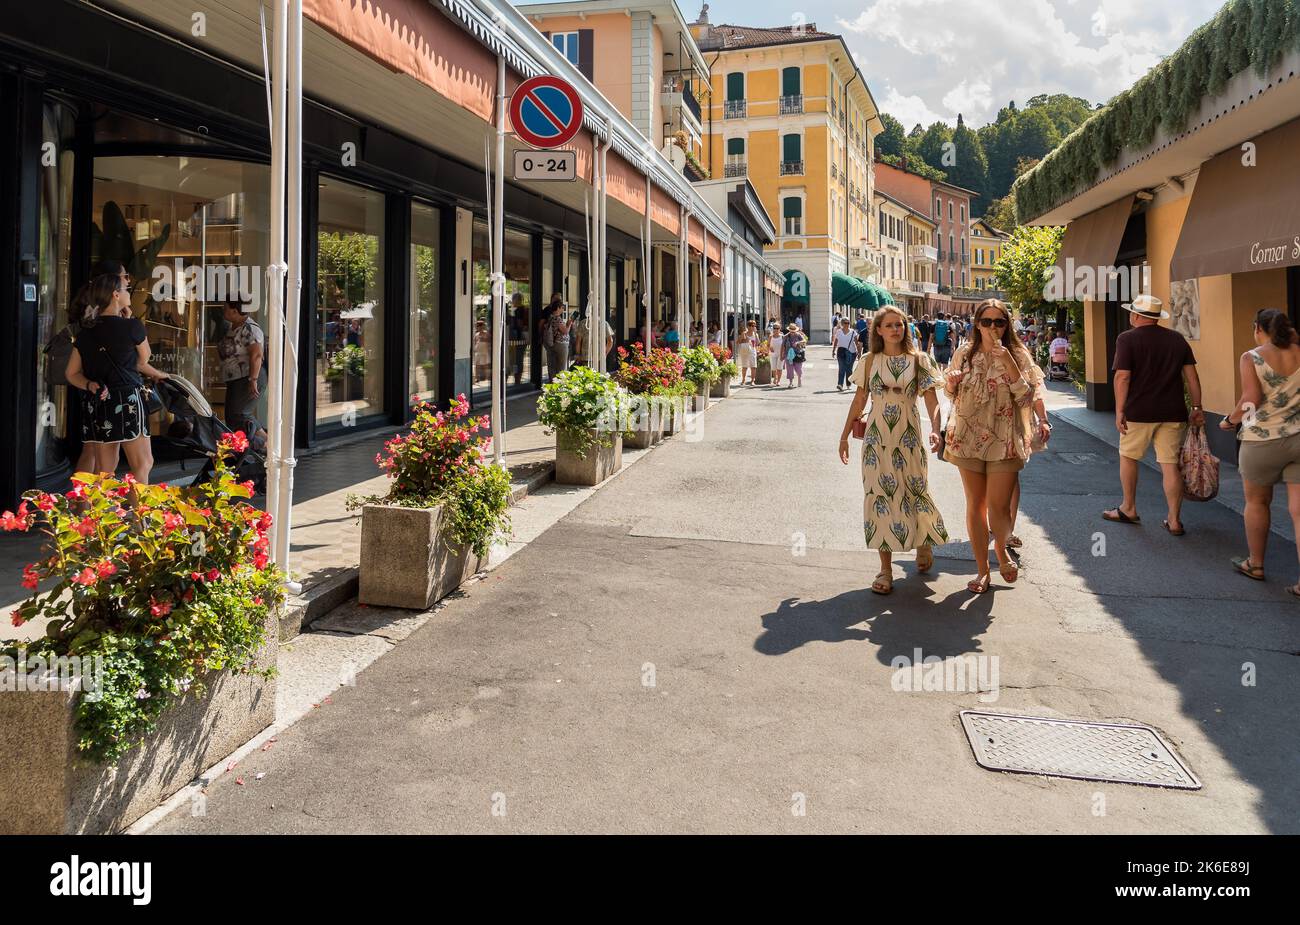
[735,320,759,385]
[782,323,807,388]
[932,311,953,368]
[1103,294,1205,535]
[833,316,860,391]
[1219,308,1300,590]
[838,305,948,594]
[943,299,1049,594]
[767,322,785,387]
[917,313,933,355]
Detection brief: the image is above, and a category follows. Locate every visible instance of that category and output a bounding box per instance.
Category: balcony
[961,252,969,265]
[682,82,701,123]
[936,249,945,262]
[916,281,939,294]
[779,160,804,176]
[829,163,838,181]
[908,244,938,262]
[779,94,803,114]
[724,160,746,178]
[724,99,747,119]
[783,218,803,236]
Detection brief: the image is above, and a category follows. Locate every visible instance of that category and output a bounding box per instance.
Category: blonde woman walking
[767,322,785,386]
[838,306,949,594]
[943,299,1048,594]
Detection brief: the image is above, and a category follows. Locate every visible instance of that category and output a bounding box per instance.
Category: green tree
[948,113,989,209]
[876,113,907,158]
[916,121,954,174]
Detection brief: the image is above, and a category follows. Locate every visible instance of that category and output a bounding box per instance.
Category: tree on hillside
[916,122,954,174]
[876,113,907,158]
[948,113,989,209]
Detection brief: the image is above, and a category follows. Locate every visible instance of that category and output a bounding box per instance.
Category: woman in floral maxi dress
[838,305,949,594]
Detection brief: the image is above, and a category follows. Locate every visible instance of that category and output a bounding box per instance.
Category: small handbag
[851,416,867,440]
[933,408,950,461]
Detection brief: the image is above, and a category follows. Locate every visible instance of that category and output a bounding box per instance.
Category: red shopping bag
[1180,424,1219,502]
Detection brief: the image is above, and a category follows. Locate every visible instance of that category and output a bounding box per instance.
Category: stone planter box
[555,429,622,486]
[710,375,732,398]
[623,419,662,449]
[754,364,772,385]
[658,398,688,435]
[358,504,483,610]
[0,610,278,835]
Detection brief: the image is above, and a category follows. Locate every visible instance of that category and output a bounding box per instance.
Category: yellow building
[689,9,883,341]
[969,217,1008,292]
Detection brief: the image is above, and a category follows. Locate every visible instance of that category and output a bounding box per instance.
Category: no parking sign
[509,75,584,148]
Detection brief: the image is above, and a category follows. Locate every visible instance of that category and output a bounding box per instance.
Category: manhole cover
[959,711,1200,790]
[1057,452,1104,465]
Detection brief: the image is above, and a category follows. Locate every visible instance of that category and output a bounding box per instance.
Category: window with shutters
[725,136,746,177]
[780,134,802,175]
[782,197,803,236]
[552,32,579,66]
[780,67,802,113]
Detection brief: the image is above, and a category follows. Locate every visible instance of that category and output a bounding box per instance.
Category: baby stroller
[1047,343,1071,382]
[152,375,266,493]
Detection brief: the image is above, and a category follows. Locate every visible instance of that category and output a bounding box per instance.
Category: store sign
[509,76,583,149]
[513,149,576,182]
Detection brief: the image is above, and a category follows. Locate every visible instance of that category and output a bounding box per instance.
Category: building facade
[969,217,1008,292]
[0,0,741,509]
[690,10,883,342]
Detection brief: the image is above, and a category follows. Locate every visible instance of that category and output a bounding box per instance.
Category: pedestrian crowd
[837,293,1300,600]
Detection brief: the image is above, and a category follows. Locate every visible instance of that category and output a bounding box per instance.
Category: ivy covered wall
[1014,0,1300,224]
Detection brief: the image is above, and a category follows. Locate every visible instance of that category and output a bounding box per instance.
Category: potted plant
[612,343,685,448]
[538,366,627,486]
[349,394,510,610]
[326,345,367,402]
[0,432,283,834]
[708,343,736,397]
[755,342,773,385]
[680,345,721,411]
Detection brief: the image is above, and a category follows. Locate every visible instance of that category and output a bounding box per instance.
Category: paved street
[152,345,1300,834]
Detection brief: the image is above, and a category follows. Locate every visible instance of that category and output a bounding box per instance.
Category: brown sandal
[871,571,893,595]
[967,573,990,595]
[999,558,1019,584]
[916,546,934,574]
[1232,556,1265,581]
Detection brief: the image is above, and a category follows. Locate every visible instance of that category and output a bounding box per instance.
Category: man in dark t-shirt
[1103,295,1205,535]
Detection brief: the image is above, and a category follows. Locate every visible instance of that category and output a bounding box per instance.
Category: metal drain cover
[960,711,1201,790]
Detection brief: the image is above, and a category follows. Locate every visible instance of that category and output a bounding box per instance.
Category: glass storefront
[91,154,272,427]
[316,177,385,426]
[409,201,440,404]
[471,220,534,406]
[34,101,77,476]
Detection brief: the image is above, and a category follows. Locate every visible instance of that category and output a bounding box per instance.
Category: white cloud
[835,0,1224,126]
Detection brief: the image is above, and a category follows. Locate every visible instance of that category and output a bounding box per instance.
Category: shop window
[409,201,440,404]
[471,220,534,406]
[92,154,272,434]
[316,177,385,426]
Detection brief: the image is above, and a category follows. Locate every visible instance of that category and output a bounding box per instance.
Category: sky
[692,0,1228,128]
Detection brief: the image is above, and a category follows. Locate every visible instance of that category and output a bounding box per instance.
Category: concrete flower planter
[555,429,622,486]
[690,383,710,412]
[623,418,662,449]
[754,364,772,385]
[710,375,732,398]
[0,610,278,835]
[658,397,688,435]
[358,504,483,610]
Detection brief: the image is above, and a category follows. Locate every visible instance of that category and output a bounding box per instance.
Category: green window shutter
[781,67,800,97]
[726,137,744,156]
[783,197,802,218]
[783,134,801,162]
[726,72,744,101]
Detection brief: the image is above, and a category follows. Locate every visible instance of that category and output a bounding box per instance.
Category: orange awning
[706,233,722,265]
[687,216,705,254]
[650,183,681,236]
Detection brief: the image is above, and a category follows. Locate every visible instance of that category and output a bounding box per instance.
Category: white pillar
[491,56,505,465]
[264,0,287,570]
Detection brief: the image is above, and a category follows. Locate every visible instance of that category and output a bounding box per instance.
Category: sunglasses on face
[979,317,1008,329]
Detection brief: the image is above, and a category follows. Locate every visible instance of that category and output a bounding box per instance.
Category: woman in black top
[65,263,168,482]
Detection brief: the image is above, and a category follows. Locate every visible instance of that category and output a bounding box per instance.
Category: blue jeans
[836,347,855,387]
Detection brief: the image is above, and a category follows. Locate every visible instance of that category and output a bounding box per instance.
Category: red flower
[254,551,270,570]
[240,480,256,494]
[34,493,56,512]
[162,512,184,533]
[190,571,203,581]
[0,503,32,532]
[220,430,250,454]
[73,516,96,537]
[21,564,39,591]
[10,609,24,627]
[205,568,220,582]
[149,599,172,618]
[73,567,96,586]
[182,587,195,603]
[95,560,117,579]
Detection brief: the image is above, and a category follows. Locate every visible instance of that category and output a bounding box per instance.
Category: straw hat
[1122,294,1169,319]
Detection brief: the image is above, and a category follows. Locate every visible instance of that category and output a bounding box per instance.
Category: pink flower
[34,493,56,512]
[206,568,220,582]
[220,430,250,454]
[73,568,96,586]
[240,480,256,494]
[73,516,96,537]
[162,512,184,533]
[95,560,117,579]
[254,551,269,570]
[150,600,172,618]
[0,504,32,532]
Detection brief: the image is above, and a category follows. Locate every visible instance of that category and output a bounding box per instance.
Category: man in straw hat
[1102,294,1205,536]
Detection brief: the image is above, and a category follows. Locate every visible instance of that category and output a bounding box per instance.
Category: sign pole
[492,55,505,467]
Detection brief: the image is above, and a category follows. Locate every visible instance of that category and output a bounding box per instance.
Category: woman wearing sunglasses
[943,299,1049,594]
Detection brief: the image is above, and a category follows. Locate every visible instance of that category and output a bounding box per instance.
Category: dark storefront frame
[0,0,644,507]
